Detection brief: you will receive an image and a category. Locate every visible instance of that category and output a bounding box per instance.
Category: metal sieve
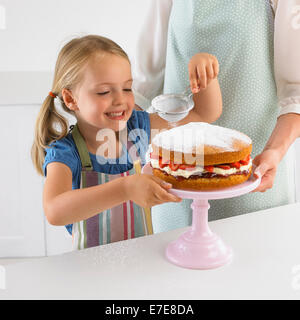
[149,87,194,122]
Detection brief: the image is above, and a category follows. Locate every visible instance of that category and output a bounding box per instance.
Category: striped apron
[71,124,153,250]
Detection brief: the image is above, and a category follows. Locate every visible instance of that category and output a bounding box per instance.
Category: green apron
[151,0,295,233]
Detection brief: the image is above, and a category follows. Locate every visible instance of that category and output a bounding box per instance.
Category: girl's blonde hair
[31,35,129,175]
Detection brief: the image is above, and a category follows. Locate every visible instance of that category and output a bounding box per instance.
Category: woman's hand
[188,53,219,93]
[252,149,282,192]
[125,174,182,207]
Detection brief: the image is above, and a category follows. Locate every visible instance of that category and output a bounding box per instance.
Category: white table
[1,203,300,300]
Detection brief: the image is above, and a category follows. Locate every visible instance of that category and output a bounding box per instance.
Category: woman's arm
[264,113,300,158]
[132,0,173,110]
[149,54,222,138]
[253,113,300,192]
[149,77,222,135]
[189,79,222,124]
[274,0,300,117]
[253,0,300,192]
[149,77,222,141]
[186,53,222,123]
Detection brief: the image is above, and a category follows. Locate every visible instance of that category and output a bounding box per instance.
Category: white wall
[0,0,152,257]
[0,0,150,71]
[0,0,299,257]
[0,0,151,104]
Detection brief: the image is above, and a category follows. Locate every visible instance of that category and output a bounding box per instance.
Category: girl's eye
[97,91,109,95]
[123,88,132,92]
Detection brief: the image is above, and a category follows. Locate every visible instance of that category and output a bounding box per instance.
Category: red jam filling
[151,153,251,172]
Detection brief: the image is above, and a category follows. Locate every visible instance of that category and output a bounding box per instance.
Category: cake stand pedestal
[142,163,261,270]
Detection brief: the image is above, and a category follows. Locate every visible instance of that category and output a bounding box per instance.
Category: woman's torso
[150,0,295,232]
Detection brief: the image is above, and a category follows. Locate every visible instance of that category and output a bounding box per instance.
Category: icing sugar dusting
[152,122,252,153]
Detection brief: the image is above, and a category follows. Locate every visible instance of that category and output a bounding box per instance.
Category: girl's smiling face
[70,52,135,132]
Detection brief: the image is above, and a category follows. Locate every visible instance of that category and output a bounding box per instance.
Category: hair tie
[49,91,57,98]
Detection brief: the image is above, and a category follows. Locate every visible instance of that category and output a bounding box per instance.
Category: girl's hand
[251,149,281,192]
[188,53,219,93]
[125,174,182,207]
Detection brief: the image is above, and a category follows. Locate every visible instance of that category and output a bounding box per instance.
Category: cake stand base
[166,199,233,270]
[141,162,260,270]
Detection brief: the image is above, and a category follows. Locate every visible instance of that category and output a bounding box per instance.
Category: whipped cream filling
[150,158,252,178]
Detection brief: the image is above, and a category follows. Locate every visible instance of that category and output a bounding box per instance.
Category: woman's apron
[151,0,295,233]
[71,124,153,249]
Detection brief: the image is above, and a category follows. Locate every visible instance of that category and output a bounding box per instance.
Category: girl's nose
[112,90,125,106]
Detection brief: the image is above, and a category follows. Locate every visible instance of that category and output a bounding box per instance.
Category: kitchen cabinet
[0,104,73,257]
[0,105,45,256]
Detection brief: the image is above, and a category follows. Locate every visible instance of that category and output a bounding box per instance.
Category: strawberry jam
[156,169,250,181]
[151,154,251,172]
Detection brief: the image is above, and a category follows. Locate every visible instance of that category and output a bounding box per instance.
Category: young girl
[32,35,222,249]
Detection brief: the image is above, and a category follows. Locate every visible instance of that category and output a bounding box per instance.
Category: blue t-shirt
[43,110,151,235]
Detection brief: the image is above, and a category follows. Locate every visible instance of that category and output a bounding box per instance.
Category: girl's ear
[62,88,79,111]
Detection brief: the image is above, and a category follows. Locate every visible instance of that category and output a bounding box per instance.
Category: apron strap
[71,124,93,171]
[133,160,153,235]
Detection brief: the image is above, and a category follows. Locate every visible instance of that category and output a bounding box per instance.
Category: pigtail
[31,94,69,175]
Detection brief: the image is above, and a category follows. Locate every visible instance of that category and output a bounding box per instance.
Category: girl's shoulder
[43,132,81,177]
[48,132,77,149]
[127,109,151,144]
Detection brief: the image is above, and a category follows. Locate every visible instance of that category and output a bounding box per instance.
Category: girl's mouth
[105,111,125,120]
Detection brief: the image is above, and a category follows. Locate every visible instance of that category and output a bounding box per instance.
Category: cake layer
[151,122,252,166]
[153,168,252,191]
[151,145,252,166]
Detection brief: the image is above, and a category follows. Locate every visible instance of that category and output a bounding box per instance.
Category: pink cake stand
[142,163,261,270]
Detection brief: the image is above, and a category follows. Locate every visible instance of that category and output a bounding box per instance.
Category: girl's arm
[44,162,181,226]
[44,162,128,225]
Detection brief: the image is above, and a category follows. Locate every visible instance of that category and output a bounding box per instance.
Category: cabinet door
[0,105,45,257]
[43,104,75,255]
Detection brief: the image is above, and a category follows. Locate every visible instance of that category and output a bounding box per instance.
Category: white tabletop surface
[1,203,300,300]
